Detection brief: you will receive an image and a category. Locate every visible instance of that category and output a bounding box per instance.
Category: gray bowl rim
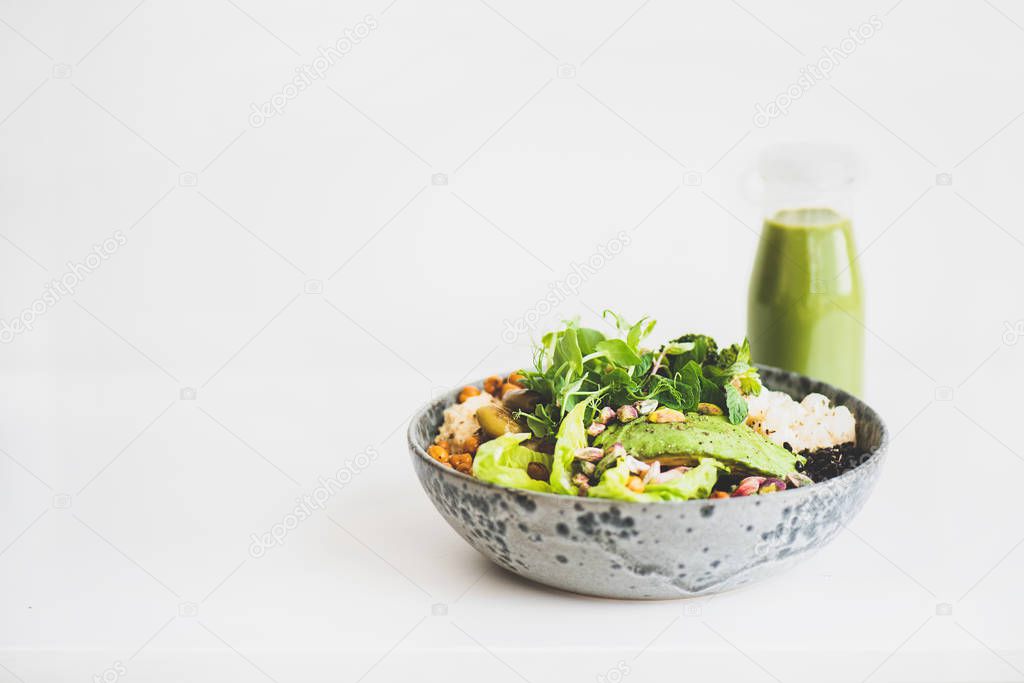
[407,364,888,507]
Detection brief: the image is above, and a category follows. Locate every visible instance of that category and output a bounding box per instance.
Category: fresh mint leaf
[725,383,748,425]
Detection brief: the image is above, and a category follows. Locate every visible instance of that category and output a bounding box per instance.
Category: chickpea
[463,434,480,455]
[483,375,503,396]
[507,372,526,387]
[458,385,481,403]
[499,382,520,399]
[450,453,473,474]
[709,491,729,499]
[427,444,450,464]
[626,475,645,493]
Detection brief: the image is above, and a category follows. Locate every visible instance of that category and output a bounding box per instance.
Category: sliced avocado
[593,414,801,477]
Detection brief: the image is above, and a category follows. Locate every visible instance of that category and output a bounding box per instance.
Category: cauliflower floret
[745,388,856,452]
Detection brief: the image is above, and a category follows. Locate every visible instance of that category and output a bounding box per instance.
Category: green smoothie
[747,207,864,395]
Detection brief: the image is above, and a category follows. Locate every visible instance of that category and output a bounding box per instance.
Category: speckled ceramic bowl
[408,366,887,599]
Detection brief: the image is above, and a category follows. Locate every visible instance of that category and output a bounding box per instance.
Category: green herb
[515,313,763,437]
[725,384,748,425]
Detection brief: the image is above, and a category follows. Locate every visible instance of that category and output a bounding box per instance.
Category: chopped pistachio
[696,402,724,416]
[642,460,661,484]
[617,404,639,423]
[634,399,658,415]
[786,471,814,488]
[624,455,650,475]
[573,447,605,462]
[572,473,591,496]
[648,407,687,423]
[731,476,766,497]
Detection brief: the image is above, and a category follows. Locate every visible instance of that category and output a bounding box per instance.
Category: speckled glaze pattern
[408,366,888,599]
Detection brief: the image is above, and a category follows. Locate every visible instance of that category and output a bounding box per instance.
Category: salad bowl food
[408,314,887,599]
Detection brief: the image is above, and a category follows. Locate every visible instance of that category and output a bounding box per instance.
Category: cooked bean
[483,375,503,396]
[450,453,473,474]
[458,386,481,403]
[526,462,550,481]
[427,444,450,464]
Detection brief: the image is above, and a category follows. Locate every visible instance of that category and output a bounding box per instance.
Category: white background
[1,0,1023,681]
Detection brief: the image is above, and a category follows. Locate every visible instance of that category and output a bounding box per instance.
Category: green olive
[502,389,542,413]
[476,405,525,438]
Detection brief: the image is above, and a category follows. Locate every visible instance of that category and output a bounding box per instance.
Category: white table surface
[1,1,1022,681]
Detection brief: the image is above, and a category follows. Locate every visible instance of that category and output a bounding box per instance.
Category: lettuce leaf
[588,458,725,502]
[472,433,552,493]
[587,458,651,502]
[644,459,726,500]
[550,400,591,495]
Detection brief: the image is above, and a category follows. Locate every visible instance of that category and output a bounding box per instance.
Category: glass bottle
[747,143,865,396]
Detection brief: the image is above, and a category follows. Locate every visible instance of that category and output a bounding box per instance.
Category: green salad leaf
[725,383,748,425]
[603,310,656,351]
[575,327,606,356]
[516,313,762,442]
[472,433,552,493]
[468,312,794,501]
[587,457,649,502]
[550,400,591,495]
[589,458,725,502]
[704,339,763,396]
[595,338,643,366]
[645,459,727,500]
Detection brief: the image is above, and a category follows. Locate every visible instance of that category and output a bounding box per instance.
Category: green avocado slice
[593,414,802,477]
